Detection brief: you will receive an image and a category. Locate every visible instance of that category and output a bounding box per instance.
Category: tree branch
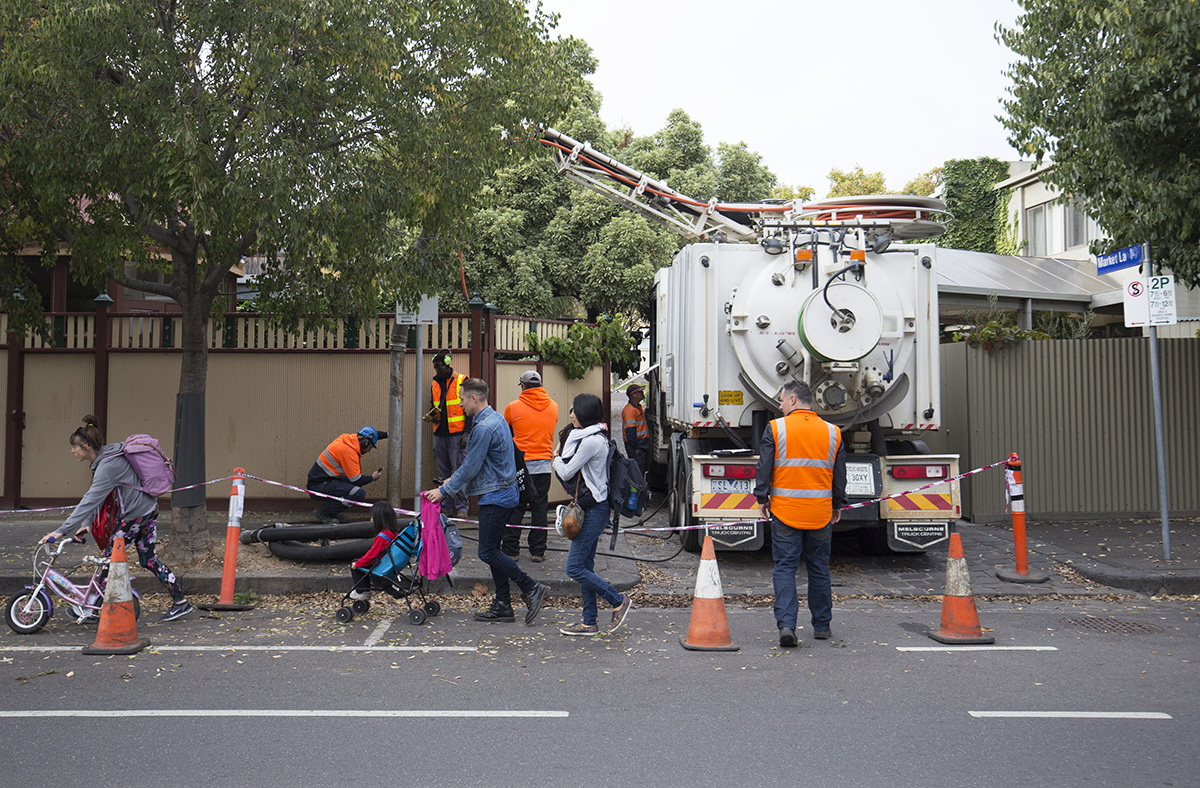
[121,190,183,252]
[114,273,179,301]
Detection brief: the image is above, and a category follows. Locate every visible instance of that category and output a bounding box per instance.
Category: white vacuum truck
[542,129,961,552]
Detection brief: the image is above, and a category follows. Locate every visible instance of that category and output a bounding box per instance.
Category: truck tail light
[702,464,756,479]
[890,464,949,480]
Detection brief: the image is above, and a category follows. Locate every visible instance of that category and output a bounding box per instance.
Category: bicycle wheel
[6,591,52,634]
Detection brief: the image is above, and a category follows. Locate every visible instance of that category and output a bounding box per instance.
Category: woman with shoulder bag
[552,394,632,636]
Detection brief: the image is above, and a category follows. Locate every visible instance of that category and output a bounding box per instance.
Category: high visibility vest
[769,410,841,529]
[622,403,649,441]
[431,373,467,434]
[317,433,363,481]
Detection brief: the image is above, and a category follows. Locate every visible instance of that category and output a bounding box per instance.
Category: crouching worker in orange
[308,427,386,524]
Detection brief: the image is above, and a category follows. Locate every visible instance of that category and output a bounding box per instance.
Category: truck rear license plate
[710,479,752,494]
[846,463,875,496]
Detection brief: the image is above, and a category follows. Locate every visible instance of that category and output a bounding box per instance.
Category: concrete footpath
[0,507,1197,600]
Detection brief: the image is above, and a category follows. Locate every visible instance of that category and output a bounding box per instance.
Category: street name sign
[1097,243,1145,275]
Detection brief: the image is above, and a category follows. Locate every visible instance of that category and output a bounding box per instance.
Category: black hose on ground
[241,522,375,544]
[266,538,375,562]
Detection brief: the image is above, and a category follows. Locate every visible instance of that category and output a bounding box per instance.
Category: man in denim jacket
[423,378,549,625]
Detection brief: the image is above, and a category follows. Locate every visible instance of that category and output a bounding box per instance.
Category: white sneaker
[349,590,371,601]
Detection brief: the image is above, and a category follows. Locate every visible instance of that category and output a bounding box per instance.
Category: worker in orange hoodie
[501,370,559,562]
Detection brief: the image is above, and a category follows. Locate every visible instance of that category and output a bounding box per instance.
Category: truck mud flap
[887,521,951,552]
[705,522,764,551]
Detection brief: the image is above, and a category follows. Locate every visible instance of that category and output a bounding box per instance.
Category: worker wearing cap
[431,352,471,517]
[622,384,651,475]
[754,380,846,648]
[307,427,387,524]
[502,369,559,563]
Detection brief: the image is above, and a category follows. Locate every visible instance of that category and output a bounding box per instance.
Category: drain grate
[1060,616,1163,635]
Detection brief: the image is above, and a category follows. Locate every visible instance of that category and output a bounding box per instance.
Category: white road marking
[0,709,567,719]
[0,644,475,653]
[969,711,1172,720]
[363,619,392,647]
[896,646,1059,652]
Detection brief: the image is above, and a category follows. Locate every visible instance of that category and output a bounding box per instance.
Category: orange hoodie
[504,387,559,461]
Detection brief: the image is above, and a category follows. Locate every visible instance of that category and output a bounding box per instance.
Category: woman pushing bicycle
[39,415,193,622]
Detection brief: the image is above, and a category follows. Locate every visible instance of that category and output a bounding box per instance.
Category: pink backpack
[120,434,176,497]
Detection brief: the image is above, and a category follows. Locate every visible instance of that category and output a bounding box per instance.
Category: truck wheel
[674,462,702,553]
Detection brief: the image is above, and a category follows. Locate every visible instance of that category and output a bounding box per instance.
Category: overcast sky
[540,0,1024,197]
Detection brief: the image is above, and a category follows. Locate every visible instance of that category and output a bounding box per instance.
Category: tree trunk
[166,252,216,564]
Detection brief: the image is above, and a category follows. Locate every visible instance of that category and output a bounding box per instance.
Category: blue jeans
[477,504,535,608]
[771,517,832,631]
[565,502,624,626]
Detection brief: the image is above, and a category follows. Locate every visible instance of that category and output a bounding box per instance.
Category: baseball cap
[519,370,542,386]
[627,384,644,395]
[357,426,387,447]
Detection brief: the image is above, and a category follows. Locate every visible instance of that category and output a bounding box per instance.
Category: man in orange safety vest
[754,380,846,649]
[430,351,472,517]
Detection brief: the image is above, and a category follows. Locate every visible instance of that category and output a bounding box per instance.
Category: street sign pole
[1148,324,1171,560]
[1140,243,1172,559]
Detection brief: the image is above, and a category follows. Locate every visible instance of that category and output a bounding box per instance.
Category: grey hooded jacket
[55,443,158,536]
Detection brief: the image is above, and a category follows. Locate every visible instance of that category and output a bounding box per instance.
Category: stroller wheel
[408,609,427,625]
[352,599,371,615]
[424,600,441,617]
[336,607,354,624]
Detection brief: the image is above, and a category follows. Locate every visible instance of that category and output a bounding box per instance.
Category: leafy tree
[826,166,889,197]
[903,167,943,197]
[771,184,816,203]
[0,0,586,559]
[999,0,1200,286]
[448,105,776,321]
[715,142,777,204]
[935,159,1016,253]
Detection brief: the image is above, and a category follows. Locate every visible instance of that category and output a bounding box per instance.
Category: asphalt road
[1,598,1196,788]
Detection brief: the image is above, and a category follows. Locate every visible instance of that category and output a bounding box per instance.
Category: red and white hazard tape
[0,475,235,516]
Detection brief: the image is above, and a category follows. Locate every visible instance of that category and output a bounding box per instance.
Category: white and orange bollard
[82,536,151,655]
[996,453,1050,584]
[198,468,255,611]
[680,534,739,652]
[928,532,995,645]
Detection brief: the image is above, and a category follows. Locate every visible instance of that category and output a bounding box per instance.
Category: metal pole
[414,321,425,503]
[1148,325,1171,559]
[387,322,405,510]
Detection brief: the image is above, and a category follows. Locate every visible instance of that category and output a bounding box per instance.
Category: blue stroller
[335,514,462,626]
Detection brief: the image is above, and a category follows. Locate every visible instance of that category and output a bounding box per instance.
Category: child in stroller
[337,501,442,626]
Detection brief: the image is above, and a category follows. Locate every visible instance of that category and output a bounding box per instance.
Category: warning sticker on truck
[718,390,743,405]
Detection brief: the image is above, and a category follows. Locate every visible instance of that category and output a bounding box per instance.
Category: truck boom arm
[540,128,790,242]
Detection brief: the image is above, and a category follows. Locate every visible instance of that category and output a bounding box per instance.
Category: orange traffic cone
[680,534,738,651]
[82,536,151,655]
[928,532,995,645]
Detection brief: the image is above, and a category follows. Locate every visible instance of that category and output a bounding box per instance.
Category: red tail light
[703,464,756,479]
[890,464,948,480]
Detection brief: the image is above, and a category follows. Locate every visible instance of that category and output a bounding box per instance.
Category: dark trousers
[477,504,536,608]
[502,472,551,558]
[770,518,832,631]
[308,478,366,517]
[625,438,650,477]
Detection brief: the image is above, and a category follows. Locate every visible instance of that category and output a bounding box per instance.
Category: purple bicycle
[5,536,141,634]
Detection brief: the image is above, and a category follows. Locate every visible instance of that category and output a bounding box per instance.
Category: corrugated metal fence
[937,339,1200,521]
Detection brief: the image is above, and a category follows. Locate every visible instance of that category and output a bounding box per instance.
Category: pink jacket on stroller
[418,499,453,580]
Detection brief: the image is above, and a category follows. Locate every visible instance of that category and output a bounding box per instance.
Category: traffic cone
[928,532,995,645]
[680,534,739,651]
[82,536,151,655]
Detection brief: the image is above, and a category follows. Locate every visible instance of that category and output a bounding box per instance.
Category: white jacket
[552,424,609,505]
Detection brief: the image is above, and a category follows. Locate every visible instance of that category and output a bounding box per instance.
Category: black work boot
[473,601,515,622]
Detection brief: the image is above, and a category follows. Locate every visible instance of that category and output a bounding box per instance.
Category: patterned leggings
[101,513,185,603]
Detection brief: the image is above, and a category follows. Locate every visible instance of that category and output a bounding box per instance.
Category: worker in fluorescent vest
[753,380,846,648]
[430,351,471,517]
[308,427,386,524]
[621,384,650,475]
